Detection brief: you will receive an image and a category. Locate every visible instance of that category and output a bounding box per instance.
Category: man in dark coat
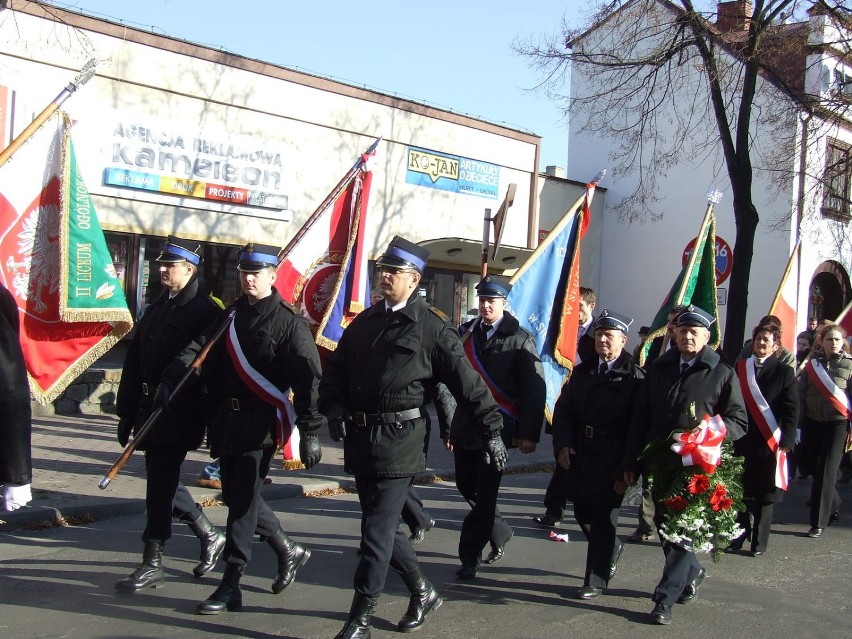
[0,282,32,512]
[320,236,507,639]
[553,310,644,599]
[732,321,798,556]
[623,305,747,625]
[438,275,545,579]
[168,243,323,615]
[114,236,225,592]
[533,286,596,527]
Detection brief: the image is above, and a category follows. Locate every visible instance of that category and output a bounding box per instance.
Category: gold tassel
[282,459,305,471]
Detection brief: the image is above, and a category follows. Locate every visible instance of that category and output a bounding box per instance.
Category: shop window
[822,139,852,222]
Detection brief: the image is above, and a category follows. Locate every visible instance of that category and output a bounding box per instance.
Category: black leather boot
[115,540,165,592]
[187,514,226,577]
[397,567,443,632]
[334,592,377,639]
[196,563,244,614]
[267,529,311,593]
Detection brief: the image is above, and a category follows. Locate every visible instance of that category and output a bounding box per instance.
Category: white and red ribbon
[671,414,727,474]
[804,359,851,419]
[225,320,300,463]
[736,358,788,490]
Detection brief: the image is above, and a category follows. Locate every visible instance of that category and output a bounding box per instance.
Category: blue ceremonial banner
[505,171,603,420]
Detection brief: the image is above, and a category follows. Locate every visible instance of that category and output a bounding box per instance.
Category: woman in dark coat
[552,310,644,599]
[0,282,32,511]
[733,322,798,555]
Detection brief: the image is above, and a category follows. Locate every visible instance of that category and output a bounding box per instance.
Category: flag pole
[768,239,802,312]
[277,137,381,264]
[0,59,99,169]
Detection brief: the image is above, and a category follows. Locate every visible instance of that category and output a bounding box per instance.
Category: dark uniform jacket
[553,351,644,507]
[319,296,503,478]
[436,312,545,450]
[733,354,798,502]
[116,278,221,451]
[174,288,324,458]
[623,346,748,475]
[0,283,32,485]
[576,329,596,364]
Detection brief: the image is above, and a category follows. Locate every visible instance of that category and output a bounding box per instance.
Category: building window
[822,139,852,222]
[832,67,852,100]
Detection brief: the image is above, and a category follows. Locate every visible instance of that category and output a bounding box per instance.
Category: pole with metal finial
[0,59,99,168]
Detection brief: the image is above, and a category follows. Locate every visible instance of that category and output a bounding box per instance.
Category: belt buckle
[141,383,149,396]
[231,398,240,411]
[585,425,594,438]
[355,412,367,428]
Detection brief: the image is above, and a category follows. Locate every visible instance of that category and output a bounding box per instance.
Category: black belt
[354,408,421,428]
[584,425,623,439]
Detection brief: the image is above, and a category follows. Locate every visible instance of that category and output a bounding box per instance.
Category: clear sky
[46,0,589,172]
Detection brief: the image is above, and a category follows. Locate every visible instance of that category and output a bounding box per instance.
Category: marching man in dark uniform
[438,275,545,579]
[114,236,225,592]
[320,236,507,639]
[164,243,323,615]
[623,305,747,625]
[552,310,644,599]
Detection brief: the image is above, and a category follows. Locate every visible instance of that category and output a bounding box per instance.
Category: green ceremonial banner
[639,202,721,367]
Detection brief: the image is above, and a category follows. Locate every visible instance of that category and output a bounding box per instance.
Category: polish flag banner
[0,111,132,402]
[275,139,378,349]
[767,240,801,352]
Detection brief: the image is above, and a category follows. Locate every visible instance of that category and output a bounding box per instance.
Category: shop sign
[406,146,499,199]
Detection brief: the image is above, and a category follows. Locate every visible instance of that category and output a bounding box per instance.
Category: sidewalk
[0,411,558,532]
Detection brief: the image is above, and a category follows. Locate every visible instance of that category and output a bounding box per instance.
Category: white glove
[2,483,33,511]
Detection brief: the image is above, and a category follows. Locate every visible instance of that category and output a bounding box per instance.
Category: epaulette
[279,300,299,315]
[428,306,450,322]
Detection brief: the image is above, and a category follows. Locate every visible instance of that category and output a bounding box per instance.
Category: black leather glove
[151,383,171,413]
[117,418,133,447]
[327,406,353,442]
[482,436,508,472]
[299,434,322,469]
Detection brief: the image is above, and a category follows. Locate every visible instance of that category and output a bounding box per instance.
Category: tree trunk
[723,191,759,362]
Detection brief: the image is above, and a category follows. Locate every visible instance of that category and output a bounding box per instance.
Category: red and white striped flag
[768,240,801,352]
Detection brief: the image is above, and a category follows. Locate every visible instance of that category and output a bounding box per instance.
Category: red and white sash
[804,359,851,419]
[225,320,300,464]
[461,320,519,420]
[736,358,788,490]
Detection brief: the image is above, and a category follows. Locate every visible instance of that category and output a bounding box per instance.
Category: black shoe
[532,514,561,527]
[397,568,443,632]
[807,527,823,538]
[828,511,840,526]
[651,602,672,625]
[188,515,226,578]
[483,531,513,565]
[677,567,705,604]
[608,542,624,580]
[197,563,244,615]
[726,534,746,552]
[267,529,311,594]
[115,541,165,592]
[409,518,435,545]
[456,563,477,579]
[576,584,602,600]
[626,528,653,543]
[750,550,765,557]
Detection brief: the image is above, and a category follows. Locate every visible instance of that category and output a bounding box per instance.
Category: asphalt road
[0,472,849,638]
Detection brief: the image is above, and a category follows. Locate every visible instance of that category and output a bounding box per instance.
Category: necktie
[599,362,608,376]
[680,362,690,376]
[480,322,492,340]
[386,307,395,322]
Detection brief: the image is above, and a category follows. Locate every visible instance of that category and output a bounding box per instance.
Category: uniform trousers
[652,512,702,606]
[143,449,201,542]
[574,503,621,589]
[738,500,775,552]
[807,418,846,528]
[542,464,569,519]
[453,448,512,565]
[354,474,419,597]
[400,486,432,534]
[219,447,280,566]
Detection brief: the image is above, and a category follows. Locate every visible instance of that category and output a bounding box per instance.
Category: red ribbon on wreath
[670,414,727,474]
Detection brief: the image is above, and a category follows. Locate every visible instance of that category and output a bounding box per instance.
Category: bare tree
[517,0,851,359]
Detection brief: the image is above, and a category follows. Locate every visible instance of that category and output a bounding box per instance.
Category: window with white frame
[823,139,852,221]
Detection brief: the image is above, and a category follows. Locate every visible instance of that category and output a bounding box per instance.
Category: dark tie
[680,362,690,376]
[386,307,395,322]
[599,362,608,376]
[480,322,491,340]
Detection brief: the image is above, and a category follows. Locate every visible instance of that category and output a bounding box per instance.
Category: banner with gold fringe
[0,111,132,402]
